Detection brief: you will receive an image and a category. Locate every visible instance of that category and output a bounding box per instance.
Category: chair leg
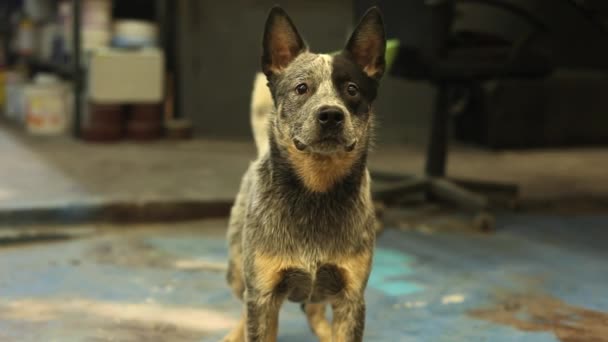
[425,82,450,178]
[370,170,409,182]
[369,81,515,216]
[450,178,518,197]
[372,177,429,203]
[429,178,488,210]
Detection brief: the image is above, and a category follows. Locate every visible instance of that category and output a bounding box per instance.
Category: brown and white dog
[224,6,386,342]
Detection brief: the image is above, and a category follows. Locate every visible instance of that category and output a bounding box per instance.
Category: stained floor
[0,216,607,342]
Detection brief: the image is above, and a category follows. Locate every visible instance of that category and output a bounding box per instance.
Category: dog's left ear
[345,7,386,79]
[262,6,306,77]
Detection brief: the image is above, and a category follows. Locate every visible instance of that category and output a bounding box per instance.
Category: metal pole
[72,0,82,138]
[168,0,180,119]
[425,82,449,177]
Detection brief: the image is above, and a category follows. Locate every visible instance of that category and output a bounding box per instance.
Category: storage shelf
[26,58,75,78]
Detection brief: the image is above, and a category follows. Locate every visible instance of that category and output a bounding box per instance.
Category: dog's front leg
[245,290,281,342]
[331,250,372,342]
[331,296,366,342]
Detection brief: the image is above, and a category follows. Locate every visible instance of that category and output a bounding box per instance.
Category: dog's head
[262,6,386,156]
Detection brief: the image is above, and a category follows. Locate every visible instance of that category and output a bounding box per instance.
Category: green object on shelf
[384,39,400,72]
[329,39,400,73]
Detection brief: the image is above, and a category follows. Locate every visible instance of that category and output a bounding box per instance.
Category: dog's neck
[266,133,368,194]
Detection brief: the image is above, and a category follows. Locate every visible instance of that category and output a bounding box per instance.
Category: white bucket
[83,0,112,29]
[24,74,72,135]
[113,20,158,47]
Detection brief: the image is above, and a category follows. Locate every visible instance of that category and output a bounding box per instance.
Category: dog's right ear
[345,7,386,80]
[262,6,306,77]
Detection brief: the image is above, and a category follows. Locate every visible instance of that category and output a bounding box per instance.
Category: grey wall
[176,0,608,147]
[178,0,594,145]
[177,0,435,145]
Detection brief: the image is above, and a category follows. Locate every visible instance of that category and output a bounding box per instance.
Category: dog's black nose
[317,106,344,128]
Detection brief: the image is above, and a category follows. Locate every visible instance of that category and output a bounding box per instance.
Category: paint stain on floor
[469,293,608,342]
[369,248,423,296]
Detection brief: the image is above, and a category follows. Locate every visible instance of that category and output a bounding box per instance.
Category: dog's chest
[277,262,345,303]
[257,188,366,246]
[251,244,373,304]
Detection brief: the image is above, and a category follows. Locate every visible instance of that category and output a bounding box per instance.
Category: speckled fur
[223,6,386,342]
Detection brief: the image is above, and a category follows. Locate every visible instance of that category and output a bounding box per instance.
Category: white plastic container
[113,20,158,48]
[83,0,112,50]
[60,0,112,53]
[88,48,164,103]
[82,30,112,51]
[16,19,36,56]
[83,0,112,28]
[23,74,72,135]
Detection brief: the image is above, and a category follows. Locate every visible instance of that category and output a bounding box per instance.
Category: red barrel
[126,104,163,140]
[81,103,124,142]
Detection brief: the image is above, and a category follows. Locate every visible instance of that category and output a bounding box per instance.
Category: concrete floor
[1,123,608,341]
[0,124,249,223]
[2,122,608,225]
[0,217,607,342]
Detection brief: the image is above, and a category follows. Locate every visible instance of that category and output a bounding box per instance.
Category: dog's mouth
[293,138,357,153]
[293,138,308,151]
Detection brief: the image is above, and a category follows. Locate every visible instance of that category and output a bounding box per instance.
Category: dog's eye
[347,83,359,96]
[295,83,308,95]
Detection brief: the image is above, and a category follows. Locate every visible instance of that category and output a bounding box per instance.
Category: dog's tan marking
[253,253,300,293]
[336,251,372,299]
[228,256,245,299]
[363,61,383,79]
[260,306,280,342]
[305,303,332,342]
[287,145,358,193]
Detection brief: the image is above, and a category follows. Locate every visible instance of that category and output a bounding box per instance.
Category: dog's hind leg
[302,303,332,342]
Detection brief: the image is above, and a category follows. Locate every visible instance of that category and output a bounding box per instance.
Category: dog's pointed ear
[262,6,306,76]
[345,7,386,79]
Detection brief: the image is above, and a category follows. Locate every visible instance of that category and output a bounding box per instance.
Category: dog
[223,6,386,342]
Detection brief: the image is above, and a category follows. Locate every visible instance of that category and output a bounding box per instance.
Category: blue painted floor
[0,215,607,341]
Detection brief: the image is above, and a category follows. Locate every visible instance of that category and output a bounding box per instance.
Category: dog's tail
[250,72,272,157]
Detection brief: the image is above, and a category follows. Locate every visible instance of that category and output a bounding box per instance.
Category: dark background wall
[175,0,608,146]
[176,0,436,145]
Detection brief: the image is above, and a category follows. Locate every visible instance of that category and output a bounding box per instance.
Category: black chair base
[372,171,518,231]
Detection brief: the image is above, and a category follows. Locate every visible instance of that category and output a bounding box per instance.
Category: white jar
[24,74,72,135]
